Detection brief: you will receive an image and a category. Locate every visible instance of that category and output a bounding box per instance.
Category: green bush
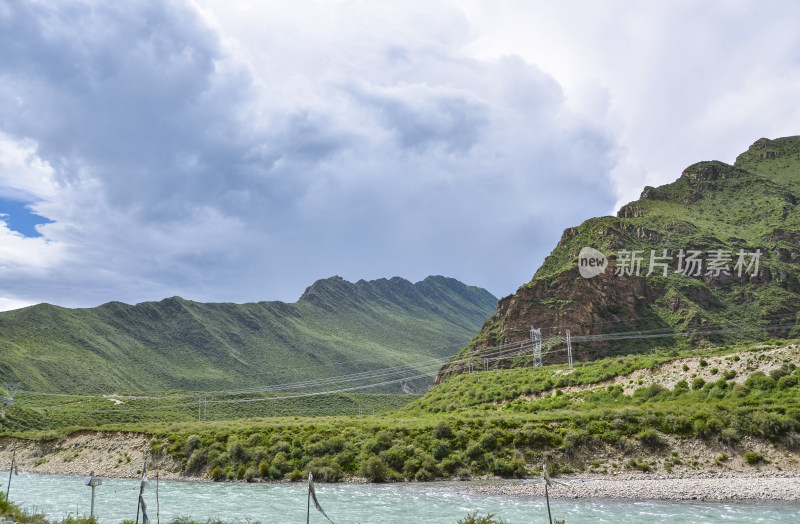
[244,466,257,482]
[235,464,247,480]
[692,377,706,390]
[209,465,225,481]
[286,468,305,481]
[745,372,776,391]
[434,422,452,439]
[360,455,392,482]
[479,431,498,450]
[778,374,798,389]
[744,450,765,465]
[637,428,666,449]
[457,511,509,524]
[307,456,344,482]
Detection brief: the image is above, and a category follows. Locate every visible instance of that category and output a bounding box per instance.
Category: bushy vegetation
[126,342,799,483]
[5,341,799,484]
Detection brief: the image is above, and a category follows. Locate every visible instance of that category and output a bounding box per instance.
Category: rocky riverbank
[0,431,183,480]
[466,471,800,501]
[3,431,800,503]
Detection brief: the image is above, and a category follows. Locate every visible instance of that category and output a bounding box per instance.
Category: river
[4,472,799,523]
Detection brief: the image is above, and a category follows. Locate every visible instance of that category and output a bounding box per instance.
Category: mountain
[0,275,497,394]
[438,136,800,379]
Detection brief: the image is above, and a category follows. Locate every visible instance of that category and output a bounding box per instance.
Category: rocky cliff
[437,136,800,380]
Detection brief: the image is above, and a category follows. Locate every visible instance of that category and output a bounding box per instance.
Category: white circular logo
[578,247,608,278]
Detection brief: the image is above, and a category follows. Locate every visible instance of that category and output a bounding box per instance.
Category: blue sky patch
[0,198,53,238]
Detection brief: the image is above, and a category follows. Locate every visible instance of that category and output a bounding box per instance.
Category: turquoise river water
[4,472,800,523]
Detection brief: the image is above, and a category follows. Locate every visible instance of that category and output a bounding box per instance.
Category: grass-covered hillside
[440,136,800,377]
[8,339,796,484]
[143,339,800,483]
[0,275,497,394]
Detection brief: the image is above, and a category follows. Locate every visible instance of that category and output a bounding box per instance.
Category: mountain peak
[439,134,800,379]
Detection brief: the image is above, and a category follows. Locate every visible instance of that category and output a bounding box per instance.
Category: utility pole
[6,450,15,499]
[2,383,20,407]
[530,326,542,367]
[566,329,573,370]
[483,358,488,372]
[85,470,103,518]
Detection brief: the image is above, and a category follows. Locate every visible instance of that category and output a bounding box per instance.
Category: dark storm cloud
[0,0,618,309]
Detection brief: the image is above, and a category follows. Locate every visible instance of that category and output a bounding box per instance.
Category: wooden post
[90,471,96,518]
[156,472,160,524]
[5,451,14,499]
[136,459,146,524]
[545,482,552,524]
[306,478,311,524]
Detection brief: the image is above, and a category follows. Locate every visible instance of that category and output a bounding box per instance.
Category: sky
[1,0,799,311]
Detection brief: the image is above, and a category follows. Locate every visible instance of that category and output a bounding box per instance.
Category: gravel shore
[3,433,800,502]
[466,471,800,501]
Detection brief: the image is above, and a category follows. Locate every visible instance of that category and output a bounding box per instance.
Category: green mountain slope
[439,136,800,378]
[0,275,497,394]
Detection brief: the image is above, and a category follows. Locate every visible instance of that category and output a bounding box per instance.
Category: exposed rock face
[438,136,800,380]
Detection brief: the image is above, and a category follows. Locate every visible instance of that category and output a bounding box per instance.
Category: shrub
[381,445,410,472]
[457,511,508,524]
[244,466,257,482]
[770,367,790,381]
[258,459,270,478]
[209,466,225,482]
[434,422,453,439]
[228,441,247,463]
[744,451,764,465]
[479,432,498,450]
[272,452,292,474]
[363,431,393,454]
[183,434,201,456]
[746,372,776,391]
[720,427,739,446]
[235,464,247,480]
[731,383,749,397]
[692,377,706,390]
[778,374,798,389]
[431,440,450,460]
[626,458,651,472]
[360,455,391,482]
[699,359,709,367]
[440,454,466,475]
[673,380,689,393]
[562,430,586,457]
[637,428,666,449]
[306,456,344,482]
[286,468,305,482]
[185,449,207,473]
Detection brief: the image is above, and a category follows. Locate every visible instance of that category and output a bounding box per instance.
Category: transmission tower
[2,383,20,406]
[566,329,573,369]
[530,326,542,367]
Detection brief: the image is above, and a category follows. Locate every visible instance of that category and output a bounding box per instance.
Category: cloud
[458,0,800,209]
[0,0,691,310]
